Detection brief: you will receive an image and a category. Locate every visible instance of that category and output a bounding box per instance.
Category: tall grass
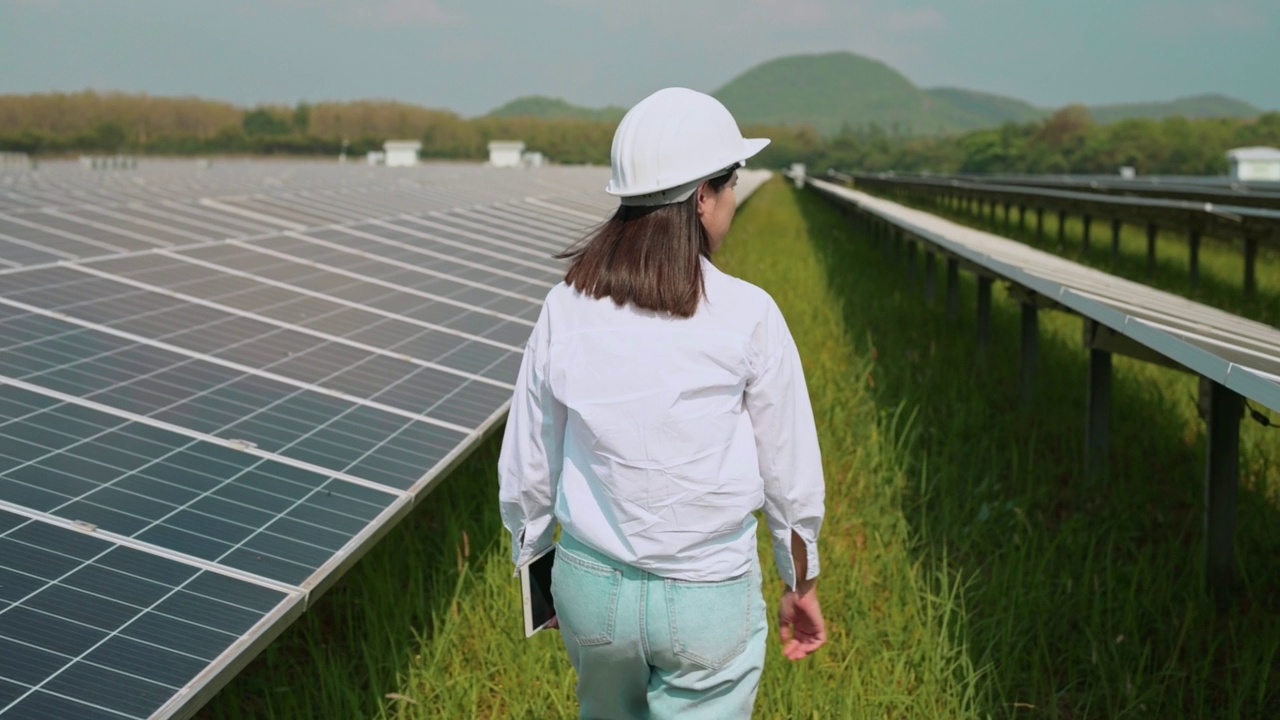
[199,178,1279,719]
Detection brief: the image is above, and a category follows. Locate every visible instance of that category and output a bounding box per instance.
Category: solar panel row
[0,160,617,719]
[809,177,1280,408]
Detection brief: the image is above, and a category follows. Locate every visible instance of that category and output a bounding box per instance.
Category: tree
[242,108,291,136]
[1033,104,1094,153]
[92,121,126,151]
[293,103,311,133]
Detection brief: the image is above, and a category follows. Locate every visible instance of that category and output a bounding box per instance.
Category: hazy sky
[2,0,1276,116]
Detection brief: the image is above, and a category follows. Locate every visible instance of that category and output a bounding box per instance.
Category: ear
[695,180,712,217]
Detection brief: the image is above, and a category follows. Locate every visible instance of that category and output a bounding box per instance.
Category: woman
[498,87,826,719]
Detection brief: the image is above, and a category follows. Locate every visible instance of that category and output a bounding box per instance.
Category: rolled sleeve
[497,305,565,573]
[745,300,825,590]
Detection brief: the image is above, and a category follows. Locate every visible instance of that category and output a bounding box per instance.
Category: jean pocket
[665,574,754,671]
[550,544,622,647]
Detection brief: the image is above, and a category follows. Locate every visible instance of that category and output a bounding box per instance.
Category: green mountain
[486,96,626,123]
[711,52,948,136]
[714,52,1263,135]
[1088,93,1262,124]
[924,87,1049,128]
[485,53,1263,137]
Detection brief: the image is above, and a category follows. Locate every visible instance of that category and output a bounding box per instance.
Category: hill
[485,96,625,123]
[711,52,949,136]
[1088,93,1262,124]
[923,87,1048,128]
[709,51,1261,137]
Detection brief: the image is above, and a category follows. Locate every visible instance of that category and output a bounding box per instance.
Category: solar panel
[0,506,299,720]
[0,160,617,718]
[0,380,406,584]
[810,178,1280,410]
[0,161,772,718]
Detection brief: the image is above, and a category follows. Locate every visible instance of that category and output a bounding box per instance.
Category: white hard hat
[605,87,770,206]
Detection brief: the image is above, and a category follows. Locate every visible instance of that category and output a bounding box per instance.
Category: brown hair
[558,170,735,318]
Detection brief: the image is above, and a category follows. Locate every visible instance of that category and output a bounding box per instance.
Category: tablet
[521,544,557,637]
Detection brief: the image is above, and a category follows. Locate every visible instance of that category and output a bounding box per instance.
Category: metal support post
[1203,379,1242,604]
[1111,218,1123,267]
[1244,232,1259,300]
[977,276,993,360]
[1036,208,1044,244]
[1189,229,1202,290]
[924,251,937,305]
[1018,205,1026,239]
[1085,328,1112,479]
[1082,215,1092,253]
[946,258,960,320]
[1146,223,1158,276]
[1057,209,1067,251]
[1020,303,1039,406]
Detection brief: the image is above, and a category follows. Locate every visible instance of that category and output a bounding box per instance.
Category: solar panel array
[0,159,619,719]
[809,177,1280,410]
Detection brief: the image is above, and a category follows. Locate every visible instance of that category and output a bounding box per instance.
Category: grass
[198,178,1280,719]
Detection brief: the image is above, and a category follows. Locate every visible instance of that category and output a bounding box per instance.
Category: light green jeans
[551,532,768,719]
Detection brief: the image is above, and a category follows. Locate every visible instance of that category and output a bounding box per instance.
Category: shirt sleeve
[497,303,566,573]
[744,299,825,590]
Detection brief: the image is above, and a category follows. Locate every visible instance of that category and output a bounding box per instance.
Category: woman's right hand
[778,586,826,661]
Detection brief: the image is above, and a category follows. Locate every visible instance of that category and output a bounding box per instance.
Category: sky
[1,0,1276,117]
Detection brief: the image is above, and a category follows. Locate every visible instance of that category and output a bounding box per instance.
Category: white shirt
[498,257,824,587]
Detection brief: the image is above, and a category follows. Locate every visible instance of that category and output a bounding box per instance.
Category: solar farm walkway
[806,175,1280,604]
[0,159,630,720]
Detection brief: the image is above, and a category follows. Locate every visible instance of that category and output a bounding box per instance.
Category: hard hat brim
[606,137,772,200]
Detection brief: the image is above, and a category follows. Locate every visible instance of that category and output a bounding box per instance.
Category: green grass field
[198,178,1279,719]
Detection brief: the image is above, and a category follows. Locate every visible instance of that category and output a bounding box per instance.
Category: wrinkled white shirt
[498,257,824,587]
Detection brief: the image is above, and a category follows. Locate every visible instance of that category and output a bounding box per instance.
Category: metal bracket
[1083,322,1186,373]
[1006,284,1072,314]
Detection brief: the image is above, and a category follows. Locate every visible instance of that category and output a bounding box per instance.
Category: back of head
[559,88,770,318]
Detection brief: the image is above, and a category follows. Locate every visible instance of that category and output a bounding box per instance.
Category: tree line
[1,92,1277,176]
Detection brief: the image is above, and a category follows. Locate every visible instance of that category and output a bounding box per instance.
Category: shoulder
[544,280,572,302]
[525,282,569,344]
[537,281,582,314]
[703,260,780,319]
